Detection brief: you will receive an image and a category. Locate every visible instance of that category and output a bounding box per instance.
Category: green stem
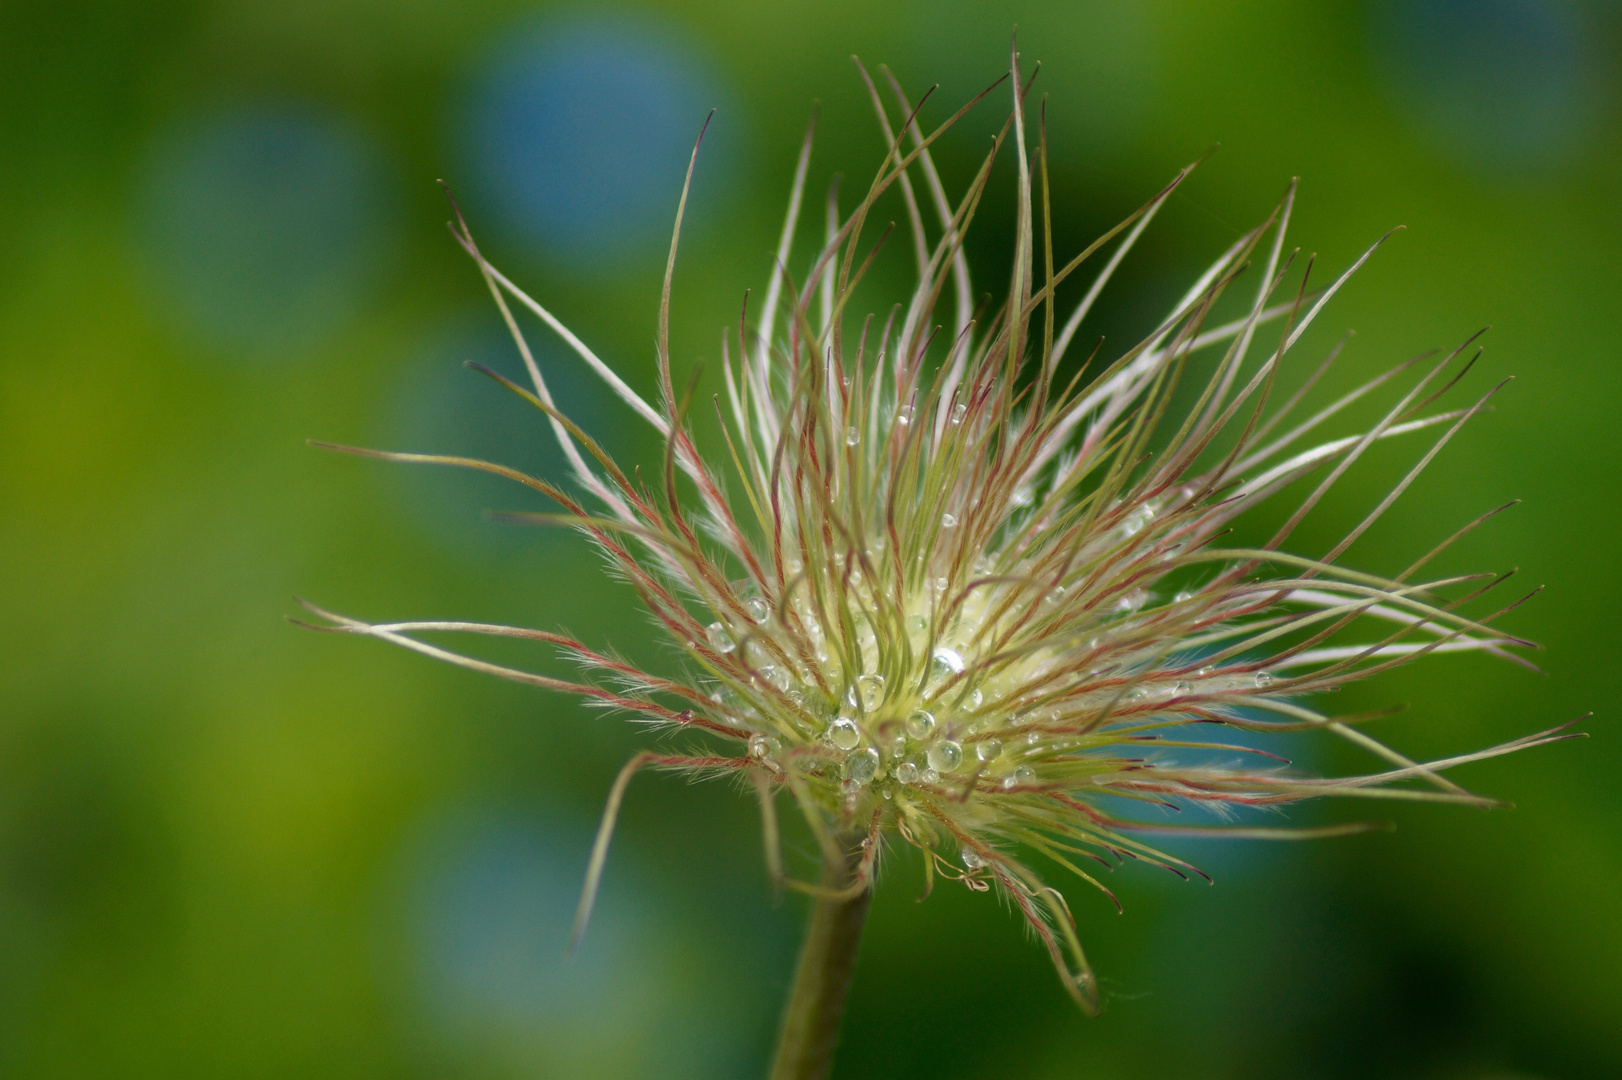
[767,835,872,1080]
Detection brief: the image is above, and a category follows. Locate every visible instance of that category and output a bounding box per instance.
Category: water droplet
[857,673,886,711]
[976,739,1003,762]
[1173,590,1193,604]
[762,665,791,692]
[950,402,967,425]
[896,760,920,784]
[744,638,771,668]
[880,786,894,800]
[749,733,781,759]
[1173,681,1193,695]
[930,647,965,682]
[842,747,880,785]
[1002,764,1035,789]
[1254,672,1275,688]
[828,717,861,751]
[895,404,914,427]
[941,512,957,528]
[845,425,860,446]
[1114,588,1148,613]
[966,688,983,709]
[927,740,963,773]
[744,597,770,623]
[922,767,939,784]
[1196,666,1212,677]
[1025,731,1042,746]
[961,846,984,869]
[706,622,735,653]
[1010,483,1034,508]
[1119,505,1154,537]
[906,614,927,635]
[1044,585,1067,606]
[934,575,949,593]
[1125,687,1148,702]
[906,709,936,739]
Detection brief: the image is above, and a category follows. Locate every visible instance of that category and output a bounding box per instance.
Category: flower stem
[767,834,872,1080]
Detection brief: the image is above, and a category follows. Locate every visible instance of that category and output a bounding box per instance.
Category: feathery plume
[302,44,1578,1018]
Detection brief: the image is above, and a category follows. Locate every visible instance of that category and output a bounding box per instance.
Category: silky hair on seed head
[301,40,1581,1019]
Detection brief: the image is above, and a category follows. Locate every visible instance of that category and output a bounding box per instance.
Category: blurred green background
[2,1,1618,1077]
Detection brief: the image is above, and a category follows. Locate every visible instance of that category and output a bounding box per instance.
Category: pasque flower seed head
[303,46,1580,1013]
